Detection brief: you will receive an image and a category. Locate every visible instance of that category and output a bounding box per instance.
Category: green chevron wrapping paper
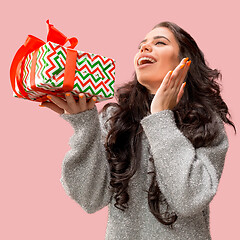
[14,41,115,102]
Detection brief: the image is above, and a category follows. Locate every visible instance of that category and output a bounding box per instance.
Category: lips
[137,62,155,69]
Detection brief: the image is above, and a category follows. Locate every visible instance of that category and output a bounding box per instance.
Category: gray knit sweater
[59,105,229,240]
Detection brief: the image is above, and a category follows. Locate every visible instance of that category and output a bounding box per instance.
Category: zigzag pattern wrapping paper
[14,41,115,102]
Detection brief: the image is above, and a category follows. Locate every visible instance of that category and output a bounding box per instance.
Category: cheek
[167,49,180,67]
[161,49,176,61]
[170,54,180,68]
[157,55,179,73]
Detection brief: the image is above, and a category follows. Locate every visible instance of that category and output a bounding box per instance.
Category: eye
[156,41,166,45]
[138,41,166,49]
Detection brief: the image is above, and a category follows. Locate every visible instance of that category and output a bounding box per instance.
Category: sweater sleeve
[59,105,114,214]
[140,110,229,217]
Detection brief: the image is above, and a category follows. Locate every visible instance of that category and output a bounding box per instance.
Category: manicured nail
[180,64,185,69]
[169,70,173,75]
[79,93,84,98]
[47,95,52,99]
[93,97,97,101]
[184,57,189,63]
[39,104,45,107]
[186,60,191,66]
[66,93,70,97]
[183,82,187,88]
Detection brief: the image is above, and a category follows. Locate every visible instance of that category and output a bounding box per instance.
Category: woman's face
[134,27,180,94]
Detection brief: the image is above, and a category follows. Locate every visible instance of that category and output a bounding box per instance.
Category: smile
[137,56,157,66]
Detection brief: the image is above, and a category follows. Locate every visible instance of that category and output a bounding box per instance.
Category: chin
[137,75,157,85]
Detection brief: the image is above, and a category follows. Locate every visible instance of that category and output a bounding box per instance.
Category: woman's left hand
[150,57,191,114]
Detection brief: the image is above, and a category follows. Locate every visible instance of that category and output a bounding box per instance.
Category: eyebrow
[139,35,170,47]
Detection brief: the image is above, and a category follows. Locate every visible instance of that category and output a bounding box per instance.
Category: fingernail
[93,97,97,101]
[47,95,52,99]
[66,93,70,97]
[183,82,187,88]
[184,57,189,63]
[39,104,45,107]
[180,64,185,69]
[186,60,191,66]
[169,70,173,75]
[79,93,84,98]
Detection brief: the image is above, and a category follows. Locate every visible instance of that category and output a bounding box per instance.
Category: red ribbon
[10,20,78,102]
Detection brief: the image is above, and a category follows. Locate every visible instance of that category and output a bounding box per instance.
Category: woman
[40,21,236,239]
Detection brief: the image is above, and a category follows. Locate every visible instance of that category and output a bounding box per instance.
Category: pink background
[1,0,239,239]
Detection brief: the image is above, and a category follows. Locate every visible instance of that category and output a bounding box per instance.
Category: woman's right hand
[39,92,97,115]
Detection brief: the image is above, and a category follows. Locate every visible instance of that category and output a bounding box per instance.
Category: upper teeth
[138,57,156,65]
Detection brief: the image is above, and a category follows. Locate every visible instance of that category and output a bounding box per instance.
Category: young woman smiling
[40,21,236,240]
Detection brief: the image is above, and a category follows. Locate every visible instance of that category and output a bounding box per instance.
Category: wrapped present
[10,20,116,103]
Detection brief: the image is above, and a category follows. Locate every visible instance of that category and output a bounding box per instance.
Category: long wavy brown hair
[99,21,236,228]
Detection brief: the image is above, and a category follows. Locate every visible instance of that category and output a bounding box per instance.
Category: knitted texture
[59,105,229,240]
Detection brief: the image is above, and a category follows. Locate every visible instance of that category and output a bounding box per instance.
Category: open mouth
[137,57,157,67]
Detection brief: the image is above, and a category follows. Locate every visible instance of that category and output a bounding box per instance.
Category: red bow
[10,20,78,101]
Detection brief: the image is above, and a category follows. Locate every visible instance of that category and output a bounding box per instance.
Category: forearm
[59,106,113,214]
[140,110,229,217]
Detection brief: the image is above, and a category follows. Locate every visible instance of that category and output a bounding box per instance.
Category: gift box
[10,20,116,103]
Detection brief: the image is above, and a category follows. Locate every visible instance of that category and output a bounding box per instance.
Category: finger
[40,102,64,114]
[78,93,87,110]
[176,61,190,89]
[47,94,70,112]
[162,70,173,89]
[168,57,189,88]
[87,96,97,110]
[168,63,185,88]
[65,92,78,111]
[177,60,191,91]
[176,82,186,104]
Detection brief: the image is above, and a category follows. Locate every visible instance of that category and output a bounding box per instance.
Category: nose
[140,42,152,52]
